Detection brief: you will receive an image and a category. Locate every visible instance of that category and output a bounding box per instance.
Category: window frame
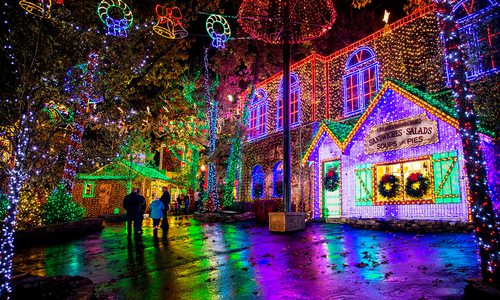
[247,89,268,140]
[450,0,499,81]
[82,181,95,198]
[343,47,379,117]
[277,73,301,131]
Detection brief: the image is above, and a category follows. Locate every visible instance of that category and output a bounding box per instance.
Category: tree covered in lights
[42,184,84,225]
[435,0,500,288]
[0,0,223,295]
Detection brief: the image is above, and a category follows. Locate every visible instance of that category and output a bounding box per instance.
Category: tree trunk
[436,0,500,287]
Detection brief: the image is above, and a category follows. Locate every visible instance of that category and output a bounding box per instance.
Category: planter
[268,212,306,232]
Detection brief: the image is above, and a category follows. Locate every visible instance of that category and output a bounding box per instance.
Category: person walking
[159,186,170,228]
[184,193,190,214]
[123,188,146,236]
[176,194,183,215]
[149,197,165,231]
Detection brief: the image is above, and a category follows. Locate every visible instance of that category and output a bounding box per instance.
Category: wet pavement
[14,216,480,299]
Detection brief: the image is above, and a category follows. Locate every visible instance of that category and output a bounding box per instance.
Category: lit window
[343,47,379,117]
[375,158,432,205]
[247,89,267,140]
[251,165,265,199]
[453,0,499,80]
[83,181,95,198]
[277,74,301,130]
[272,161,283,198]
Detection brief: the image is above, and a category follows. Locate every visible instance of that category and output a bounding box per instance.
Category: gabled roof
[76,160,172,182]
[301,121,353,165]
[343,79,495,147]
[302,79,495,165]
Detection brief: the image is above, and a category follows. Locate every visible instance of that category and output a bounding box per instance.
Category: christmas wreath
[405,172,430,198]
[378,174,400,199]
[324,167,340,192]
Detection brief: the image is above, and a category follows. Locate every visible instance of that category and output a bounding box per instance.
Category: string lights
[204,48,220,210]
[435,0,499,287]
[62,53,100,192]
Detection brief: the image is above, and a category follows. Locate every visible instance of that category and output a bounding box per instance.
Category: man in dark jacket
[123,188,146,236]
[159,186,170,228]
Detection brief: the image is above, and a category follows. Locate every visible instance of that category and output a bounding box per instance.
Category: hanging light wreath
[405,172,430,198]
[323,167,340,192]
[206,14,231,48]
[378,174,400,199]
[97,0,133,37]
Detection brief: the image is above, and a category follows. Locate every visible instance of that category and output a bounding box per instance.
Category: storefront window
[374,157,433,204]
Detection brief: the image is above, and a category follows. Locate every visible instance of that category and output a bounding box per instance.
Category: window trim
[82,181,95,198]
[277,73,301,131]
[247,89,268,140]
[343,62,379,117]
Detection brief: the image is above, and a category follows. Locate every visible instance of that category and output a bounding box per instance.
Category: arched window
[277,73,300,130]
[452,0,499,80]
[343,47,379,117]
[272,161,283,198]
[251,165,265,199]
[248,89,267,140]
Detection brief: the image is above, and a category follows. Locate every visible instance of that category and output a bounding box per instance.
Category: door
[322,160,341,218]
[98,183,112,215]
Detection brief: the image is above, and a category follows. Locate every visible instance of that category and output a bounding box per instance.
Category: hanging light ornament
[19,0,52,19]
[206,14,231,48]
[153,4,188,39]
[238,0,336,44]
[97,0,133,37]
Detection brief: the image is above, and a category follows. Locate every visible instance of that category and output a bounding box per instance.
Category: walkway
[14,216,480,299]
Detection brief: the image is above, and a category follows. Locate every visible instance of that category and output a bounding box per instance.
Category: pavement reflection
[14,216,480,299]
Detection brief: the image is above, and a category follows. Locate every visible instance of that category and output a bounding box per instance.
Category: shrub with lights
[42,184,85,225]
[0,193,8,219]
[16,190,44,230]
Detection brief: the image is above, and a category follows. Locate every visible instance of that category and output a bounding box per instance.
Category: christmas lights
[247,89,267,140]
[19,0,51,19]
[204,48,220,210]
[238,0,337,44]
[342,46,379,117]
[205,14,231,49]
[62,53,99,192]
[276,74,301,131]
[153,4,188,39]
[436,0,500,287]
[97,0,133,37]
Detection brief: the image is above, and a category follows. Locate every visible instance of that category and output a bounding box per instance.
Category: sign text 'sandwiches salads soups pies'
[365,114,438,154]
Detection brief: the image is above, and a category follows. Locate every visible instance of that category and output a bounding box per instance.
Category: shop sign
[365,114,438,154]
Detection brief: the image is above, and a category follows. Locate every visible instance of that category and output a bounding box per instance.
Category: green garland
[405,172,430,198]
[378,174,400,199]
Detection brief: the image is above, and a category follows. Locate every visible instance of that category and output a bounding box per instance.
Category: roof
[301,120,353,165]
[302,79,495,164]
[76,160,172,182]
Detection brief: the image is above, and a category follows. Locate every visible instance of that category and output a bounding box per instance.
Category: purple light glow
[342,89,469,221]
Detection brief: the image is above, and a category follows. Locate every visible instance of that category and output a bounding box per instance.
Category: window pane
[345,74,359,114]
[363,67,377,106]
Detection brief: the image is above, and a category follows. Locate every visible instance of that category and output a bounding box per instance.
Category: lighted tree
[435,0,500,288]
[42,184,84,225]
[16,189,44,230]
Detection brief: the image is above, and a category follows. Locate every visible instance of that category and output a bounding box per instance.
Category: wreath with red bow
[378,174,400,199]
[405,172,430,198]
[324,167,340,192]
